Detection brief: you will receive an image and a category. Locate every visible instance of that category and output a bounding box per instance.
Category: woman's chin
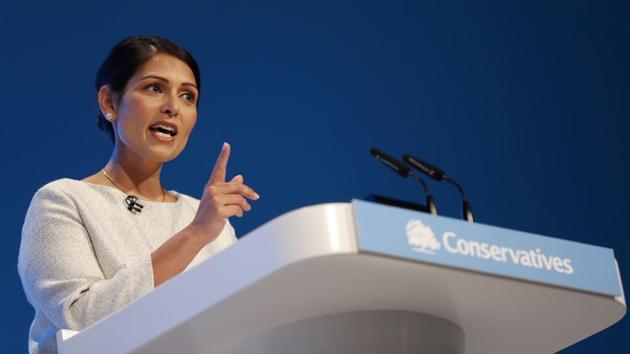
[147,136,188,158]
[137,144,184,164]
[155,149,184,163]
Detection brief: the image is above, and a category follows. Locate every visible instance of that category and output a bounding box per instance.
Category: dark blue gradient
[2,1,628,352]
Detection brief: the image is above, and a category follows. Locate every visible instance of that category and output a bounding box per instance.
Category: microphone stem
[410,174,437,215]
[445,177,474,223]
[410,173,429,194]
[445,177,467,201]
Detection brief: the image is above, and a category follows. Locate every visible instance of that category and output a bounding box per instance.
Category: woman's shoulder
[31,178,109,200]
[36,177,84,192]
[22,179,88,237]
[30,178,85,202]
[28,178,127,213]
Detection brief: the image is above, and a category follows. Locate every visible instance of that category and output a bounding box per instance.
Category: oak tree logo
[406,219,441,254]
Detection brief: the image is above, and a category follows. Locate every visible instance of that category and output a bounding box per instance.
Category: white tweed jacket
[18,179,237,354]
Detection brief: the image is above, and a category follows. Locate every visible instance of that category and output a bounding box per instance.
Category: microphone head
[403,154,445,181]
[369,147,381,158]
[370,148,411,177]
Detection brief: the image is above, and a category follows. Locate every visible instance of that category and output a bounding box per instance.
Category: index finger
[209,142,231,184]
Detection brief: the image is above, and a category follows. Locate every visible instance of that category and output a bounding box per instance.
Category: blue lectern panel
[353,199,621,297]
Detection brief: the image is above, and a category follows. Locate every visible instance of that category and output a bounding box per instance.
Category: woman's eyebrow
[139,75,198,90]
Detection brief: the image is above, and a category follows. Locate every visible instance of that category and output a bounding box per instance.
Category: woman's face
[112,53,199,164]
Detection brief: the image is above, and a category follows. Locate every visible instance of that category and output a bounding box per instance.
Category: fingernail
[222,142,228,150]
[254,192,260,200]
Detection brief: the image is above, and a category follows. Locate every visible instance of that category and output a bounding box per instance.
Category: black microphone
[403,154,474,223]
[370,148,411,177]
[402,155,446,181]
[370,148,437,215]
[125,195,144,213]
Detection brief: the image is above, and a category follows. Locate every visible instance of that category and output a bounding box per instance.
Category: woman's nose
[160,94,180,117]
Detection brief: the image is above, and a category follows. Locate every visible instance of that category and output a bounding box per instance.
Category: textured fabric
[18,178,237,354]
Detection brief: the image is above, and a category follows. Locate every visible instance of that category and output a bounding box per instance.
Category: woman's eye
[181,92,196,103]
[146,84,162,93]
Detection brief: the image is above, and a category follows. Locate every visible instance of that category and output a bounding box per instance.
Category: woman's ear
[98,85,118,122]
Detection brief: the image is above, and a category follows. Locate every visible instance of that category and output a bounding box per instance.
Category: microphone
[370,148,437,215]
[403,154,474,223]
[402,155,446,181]
[369,148,411,177]
[125,195,144,213]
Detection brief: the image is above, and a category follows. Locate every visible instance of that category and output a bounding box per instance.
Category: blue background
[2,0,628,352]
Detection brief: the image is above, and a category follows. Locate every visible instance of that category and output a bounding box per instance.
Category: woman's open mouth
[149,123,177,142]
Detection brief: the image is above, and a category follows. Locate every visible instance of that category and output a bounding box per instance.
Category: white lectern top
[57,202,625,354]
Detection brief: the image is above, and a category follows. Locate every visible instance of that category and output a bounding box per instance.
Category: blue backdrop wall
[2,1,628,352]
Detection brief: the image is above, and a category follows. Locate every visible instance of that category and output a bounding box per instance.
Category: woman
[18,35,259,354]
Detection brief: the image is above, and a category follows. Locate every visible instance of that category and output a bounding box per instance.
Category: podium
[57,201,626,354]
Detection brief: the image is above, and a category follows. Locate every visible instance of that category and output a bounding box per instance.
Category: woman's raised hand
[190,142,259,242]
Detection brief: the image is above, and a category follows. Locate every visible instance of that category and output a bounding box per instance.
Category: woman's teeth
[154,131,173,138]
[149,124,177,136]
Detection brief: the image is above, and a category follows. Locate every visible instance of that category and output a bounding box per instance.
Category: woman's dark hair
[95,35,201,143]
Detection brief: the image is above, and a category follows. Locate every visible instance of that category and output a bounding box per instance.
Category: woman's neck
[105,145,166,201]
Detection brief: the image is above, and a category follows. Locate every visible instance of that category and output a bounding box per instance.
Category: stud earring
[105,112,113,122]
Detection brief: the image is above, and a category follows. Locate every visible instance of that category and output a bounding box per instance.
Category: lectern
[57,200,626,354]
